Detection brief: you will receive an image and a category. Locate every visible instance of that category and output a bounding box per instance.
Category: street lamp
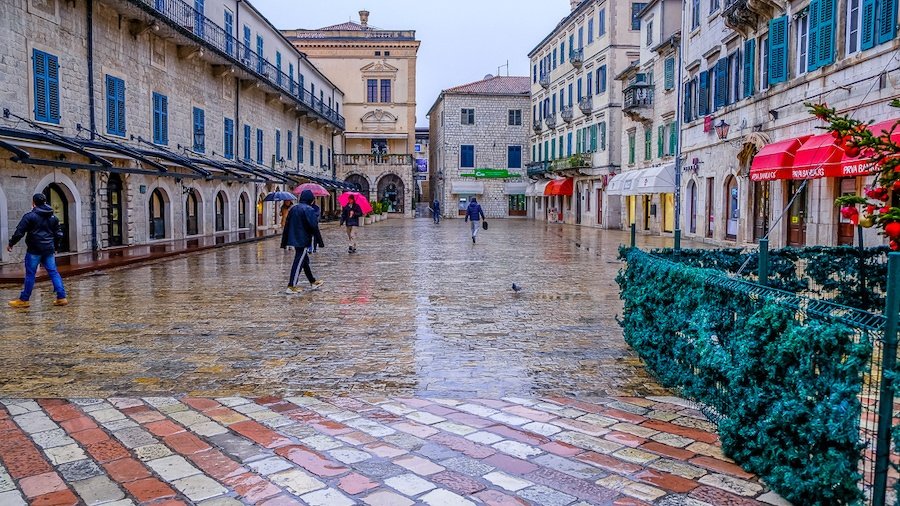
[193,127,205,151]
[715,120,730,140]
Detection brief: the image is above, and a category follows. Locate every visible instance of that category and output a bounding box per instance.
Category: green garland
[617,249,872,505]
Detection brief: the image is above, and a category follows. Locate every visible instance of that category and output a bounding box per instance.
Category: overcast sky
[254,0,570,126]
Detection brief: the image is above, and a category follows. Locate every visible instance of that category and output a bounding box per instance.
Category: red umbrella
[293,183,329,197]
[338,192,373,215]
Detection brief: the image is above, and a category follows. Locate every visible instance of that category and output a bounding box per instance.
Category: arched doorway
[724,176,739,240]
[43,183,70,252]
[687,180,698,234]
[377,174,404,214]
[215,191,227,232]
[107,174,124,247]
[185,189,200,236]
[150,188,166,239]
[238,193,248,229]
[346,174,370,200]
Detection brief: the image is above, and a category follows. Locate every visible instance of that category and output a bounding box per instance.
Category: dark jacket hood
[298,189,315,204]
[34,204,54,216]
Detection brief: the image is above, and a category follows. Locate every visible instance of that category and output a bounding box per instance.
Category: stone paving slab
[0,395,788,505]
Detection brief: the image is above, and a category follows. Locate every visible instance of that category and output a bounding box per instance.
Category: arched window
[107,174,124,247]
[215,192,226,232]
[238,193,248,229]
[186,190,199,236]
[149,189,166,240]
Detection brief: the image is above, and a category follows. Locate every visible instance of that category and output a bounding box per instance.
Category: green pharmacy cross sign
[460,168,520,179]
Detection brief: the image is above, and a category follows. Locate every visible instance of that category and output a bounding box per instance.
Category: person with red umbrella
[339,193,364,254]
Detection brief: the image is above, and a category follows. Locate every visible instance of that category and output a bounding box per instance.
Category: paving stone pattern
[0,395,788,505]
[1,220,685,399]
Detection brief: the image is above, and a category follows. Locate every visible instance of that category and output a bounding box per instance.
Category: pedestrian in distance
[280,200,293,228]
[431,198,441,225]
[464,197,486,244]
[281,189,325,294]
[340,194,363,253]
[7,193,68,308]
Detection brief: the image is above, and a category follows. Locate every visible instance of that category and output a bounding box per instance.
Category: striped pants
[289,247,315,287]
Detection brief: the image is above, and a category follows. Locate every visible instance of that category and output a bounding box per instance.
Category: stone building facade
[614,0,682,236]
[428,76,531,219]
[526,0,641,228]
[284,11,420,216]
[0,0,344,265]
[680,0,900,248]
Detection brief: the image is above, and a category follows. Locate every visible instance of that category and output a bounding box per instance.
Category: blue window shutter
[664,58,675,90]
[152,94,160,143]
[818,0,836,66]
[106,75,116,134]
[743,39,755,97]
[878,0,897,43]
[698,71,709,116]
[808,2,820,71]
[116,78,126,135]
[862,0,877,49]
[768,16,789,83]
[154,94,168,145]
[683,82,692,123]
[287,131,292,160]
[716,59,727,109]
[298,135,304,163]
[275,130,281,161]
[224,118,233,159]
[33,50,48,122]
[46,54,60,123]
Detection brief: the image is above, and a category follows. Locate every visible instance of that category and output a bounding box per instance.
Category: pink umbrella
[292,183,329,197]
[338,192,373,215]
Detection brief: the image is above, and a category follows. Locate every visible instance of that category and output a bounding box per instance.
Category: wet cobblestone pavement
[2,220,686,400]
[0,220,785,504]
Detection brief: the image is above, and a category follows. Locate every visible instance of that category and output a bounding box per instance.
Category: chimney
[359,10,369,27]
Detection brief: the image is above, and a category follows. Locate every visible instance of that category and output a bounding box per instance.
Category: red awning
[791,134,843,179]
[749,135,811,181]
[544,178,574,196]
[828,120,900,178]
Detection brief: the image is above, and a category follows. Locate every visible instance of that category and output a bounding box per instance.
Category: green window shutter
[669,121,677,155]
[818,0,836,66]
[768,16,789,83]
[628,133,635,164]
[644,129,652,161]
[714,59,727,110]
[590,124,598,151]
[743,39,755,97]
[808,0,820,71]
[658,125,665,157]
[862,0,877,50]
[878,0,898,44]
[664,58,675,90]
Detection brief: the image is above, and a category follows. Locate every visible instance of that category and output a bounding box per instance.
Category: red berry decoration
[893,180,900,191]
[886,222,900,239]
[840,206,857,219]
[832,130,842,139]
[892,240,900,251]
[846,146,861,158]
[868,205,878,214]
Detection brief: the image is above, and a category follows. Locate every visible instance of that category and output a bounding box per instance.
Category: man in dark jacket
[339,194,363,254]
[7,193,68,308]
[464,197,486,244]
[431,198,441,225]
[281,189,325,293]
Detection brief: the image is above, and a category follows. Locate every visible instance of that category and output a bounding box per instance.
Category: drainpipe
[86,0,99,253]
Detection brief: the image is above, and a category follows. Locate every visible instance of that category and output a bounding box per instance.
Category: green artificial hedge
[617,248,873,505]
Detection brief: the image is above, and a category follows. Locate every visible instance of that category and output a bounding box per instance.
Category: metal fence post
[758,238,769,287]
[873,252,900,506]
[630,223,636,249]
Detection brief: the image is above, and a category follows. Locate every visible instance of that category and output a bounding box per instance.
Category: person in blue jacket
[464,197,486,244]
[7,193,68,308]
[431,198,441,225]
[281,190,325,293]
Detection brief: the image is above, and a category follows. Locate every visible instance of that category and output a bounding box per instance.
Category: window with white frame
[797,12,809,75]
[847,0,862,54]
[692,0,701,29]
[647,20,654,46]
[760,33,770,91]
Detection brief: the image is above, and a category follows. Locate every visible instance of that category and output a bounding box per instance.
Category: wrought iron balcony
[570,48,584,69]
[125,0,345,130]
[561,106,574,123]
[551,153,590,172]
[533,118,543,133]
[526,161,551,177]
[545,112,558,129]
[579,97,593,115]
[539,73,551,89]
[624,86,654,110]
[334,154,414,167]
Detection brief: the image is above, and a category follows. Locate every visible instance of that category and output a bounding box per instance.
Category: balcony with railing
[545,112,558,129]
[526,161,551,178]
[551,153,591,172]
[125,0,345,130]
[533,118,543,133]
[623,86,654,110]
[579,97,593,115]
[334,154,414,168]
[539,72,551,89]
[570,48,584,69]
[561,106,574,123]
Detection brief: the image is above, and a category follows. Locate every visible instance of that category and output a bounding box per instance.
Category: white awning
[632,163,676,195]
[450,181,485,194]
[607,171,641,196]
[504,182,528,195]
[526,181,550,196]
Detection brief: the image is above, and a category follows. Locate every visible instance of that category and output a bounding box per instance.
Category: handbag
[482,221,489,230]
